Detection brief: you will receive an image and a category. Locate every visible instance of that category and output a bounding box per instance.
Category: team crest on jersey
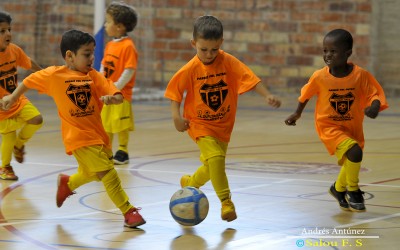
[329,92,354,116]
[66,84,91,111]
[103,61,115,78]
[200,80,228,112]
[0,67,18,93]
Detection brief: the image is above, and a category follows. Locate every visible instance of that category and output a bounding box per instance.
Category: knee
[346,144,363,162]
[28,115,43,125]
[96,169,111,180]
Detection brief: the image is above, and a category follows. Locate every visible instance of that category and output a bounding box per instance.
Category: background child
[100,1,138,165]
[164,15,281,222]
[285,29,388,212]
[0,11,43,180]
[1,29,145,228]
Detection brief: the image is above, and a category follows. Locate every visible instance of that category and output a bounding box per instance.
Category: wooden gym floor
[0,92,399,250]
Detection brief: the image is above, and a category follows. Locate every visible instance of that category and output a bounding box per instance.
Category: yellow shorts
[335,138,358,166]
[72,145,114,177]
[197,136,228,161]
[101,99,134,133]
[0,102,41,134]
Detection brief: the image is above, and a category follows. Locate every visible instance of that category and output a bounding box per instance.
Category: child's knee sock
[69,172,99,191]
[208,156,230,201]
[190,164,210,187]
[1,132,16,166]
[101,168,132,214]
[15,123,43,149]
[335,166,347,192]
[344,158,361,191]
[118,130,129,152]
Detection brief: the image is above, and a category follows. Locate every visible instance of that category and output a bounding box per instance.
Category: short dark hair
[0,11,12,24]
[325,29,353,50]
[60,29,95,58]
[106,1,138,33]
[193,15,223,40]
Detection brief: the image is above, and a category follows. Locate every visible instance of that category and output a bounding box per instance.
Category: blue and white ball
[169,187,209,226]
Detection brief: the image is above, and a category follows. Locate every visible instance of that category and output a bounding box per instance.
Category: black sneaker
[113,150,129,165]
[329,182,350,211]
[346,189,366,212]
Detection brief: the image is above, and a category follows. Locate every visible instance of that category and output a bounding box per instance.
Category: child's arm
[285,100,309,126]
[364,99,381,119]
[30,59,42,72]
[114,68,135,90]
[170,100,189,132]
[100,93,123,105]
[1,82,30,110]
[253,82,281,108]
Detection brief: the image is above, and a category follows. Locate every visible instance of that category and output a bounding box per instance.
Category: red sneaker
[0,165,18,180]
[13,146,25,163]
[56,174,75,207]
[124,207,146,228]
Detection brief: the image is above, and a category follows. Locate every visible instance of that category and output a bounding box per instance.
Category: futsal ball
[169,187,209,226]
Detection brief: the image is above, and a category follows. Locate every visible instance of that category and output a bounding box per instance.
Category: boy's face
[104,13,122,37]
[322,36,351,68]
[191,38,223,65]
[0,22,11,52]
[66,43,95,73]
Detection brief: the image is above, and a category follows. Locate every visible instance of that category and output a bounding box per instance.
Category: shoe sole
[124,220,146,228]
[348,207,366,212]
[113,160,129,165]
[328,189,350,211]
[222,211,237,222]
[345,197,366,212]
[0,177,18,181]
[56,174,62,207]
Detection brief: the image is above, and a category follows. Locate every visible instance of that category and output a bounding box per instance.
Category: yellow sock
[190,163,210,187]
[1,132,16,167]
[208,156,230,201]
[15,123,43,149]
[69,171,99,191]
[344,158,361,191]
[118,130,129,152]
[101,168,132,214]
[335,166,347,192]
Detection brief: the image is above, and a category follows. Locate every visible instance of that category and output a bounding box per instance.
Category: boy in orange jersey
[101,2,138,165]
[285,29,388,212]
[0,11,43,180]
[1,29,145,228]
[165,15,281,222]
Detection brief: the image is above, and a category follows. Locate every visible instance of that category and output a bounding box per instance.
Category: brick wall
[1,0,376,95]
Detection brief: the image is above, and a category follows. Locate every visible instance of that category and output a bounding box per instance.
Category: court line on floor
[335,212,400,229]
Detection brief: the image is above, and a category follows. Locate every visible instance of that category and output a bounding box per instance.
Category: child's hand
[0,95,14,110]
[266,95,281,108]
[173,117,190,132]
[285,113,301,126]
[100,95,123,105]
[364,100,380,119]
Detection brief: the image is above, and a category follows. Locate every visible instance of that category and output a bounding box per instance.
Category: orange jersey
[0,43,31,120]
[101,37,137,102]
[23,66,121,154]
[299,64,388,154]
[165,50,261,143]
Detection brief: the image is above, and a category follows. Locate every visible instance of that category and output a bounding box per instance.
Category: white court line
[0,181,285,227]
[286,236,380,239]
[24,161,400,188]
[116,167,400,188]
[5,162,400,230]
[213,233,294,249]
[335,212,400,229]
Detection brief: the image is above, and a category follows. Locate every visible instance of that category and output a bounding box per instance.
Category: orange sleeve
[365,72,388,111]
